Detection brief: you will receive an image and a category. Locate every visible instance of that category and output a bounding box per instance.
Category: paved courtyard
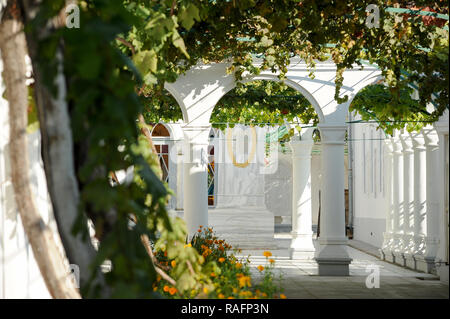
[237,235,449,299]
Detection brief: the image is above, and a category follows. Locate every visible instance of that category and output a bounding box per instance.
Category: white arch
[239,74,324,122]
[346,74,385,108]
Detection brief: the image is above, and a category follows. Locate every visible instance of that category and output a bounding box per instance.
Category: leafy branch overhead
[15,0,448,299]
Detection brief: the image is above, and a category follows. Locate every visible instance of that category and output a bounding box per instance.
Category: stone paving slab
[235,237,449,299]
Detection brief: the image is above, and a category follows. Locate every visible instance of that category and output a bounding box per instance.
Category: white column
[380,138,395,261]
[411,131,427,266]
[422,127,442,273]
[433,113,449,280]
[400,130,415,268]
[314,124,352,276]
[182,125,210,238]
[391,133,405,264]
[175,140,185,210]
[289,139,315,259]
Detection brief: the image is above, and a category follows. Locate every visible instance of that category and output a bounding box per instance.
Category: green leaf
[133,49,158,75]
[178,4,201,30]
[172,30,190,58]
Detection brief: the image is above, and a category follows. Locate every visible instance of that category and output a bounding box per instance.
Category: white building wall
[352,121,387,248]
[0,64,54,298]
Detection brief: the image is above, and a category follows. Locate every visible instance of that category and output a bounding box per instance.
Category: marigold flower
[203,287,208,294]
[218,293,225,299]
[238,275,251,288]
[171,260,176,268]
[163,285,169,292]
[257,265,264,272]
[153,286,158,292]
[280,293,287,299]
[269,259,275,264]
[228,296,234,299]
[169,287,177,295]
[263,251,272,257]
[235,262,242,269]
[211,272,216,277]
[218,257,226,263]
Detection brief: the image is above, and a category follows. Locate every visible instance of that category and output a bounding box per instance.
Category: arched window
[208,128,216,206]
[152,123,170,183]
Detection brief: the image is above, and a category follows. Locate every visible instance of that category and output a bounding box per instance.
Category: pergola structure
[164,57,384,276]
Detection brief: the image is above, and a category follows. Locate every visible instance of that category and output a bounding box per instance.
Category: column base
[380,248,394,262]
[437,264,449,283]
[290,233,315,260]
[403,253,416,270]
[314,241,352,276]
[414,255,436,274]
[315,258,352,276]
[392,252,406,267]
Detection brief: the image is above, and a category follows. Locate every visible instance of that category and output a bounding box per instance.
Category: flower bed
[153,226,285,299]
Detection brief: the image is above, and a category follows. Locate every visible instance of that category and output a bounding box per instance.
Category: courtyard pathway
[237,235,449,299]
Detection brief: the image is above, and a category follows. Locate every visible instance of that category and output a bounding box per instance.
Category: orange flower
[238,275,251,288]
[171,260,176,268]
[269,259,275,264]
[203,287,208,294]
[163,285,169,292]
[169,287,177,295]
[235,262,242,269]
[218,257,226,263]
[164,251,167,257]
[184,243,192,248]
[228,296,234,299]
[263,251,272,257]
[257,265,264,272]
[218,293,225,299]
[280,293,287,299]
[210,272,216,277]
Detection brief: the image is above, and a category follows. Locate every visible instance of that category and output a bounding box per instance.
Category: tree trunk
[17,0,108,297]
[0,1,80,299]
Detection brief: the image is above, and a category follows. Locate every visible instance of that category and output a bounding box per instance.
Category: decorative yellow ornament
[226,126,257,168]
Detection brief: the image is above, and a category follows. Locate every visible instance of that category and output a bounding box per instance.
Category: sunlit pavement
[235,235,449,299]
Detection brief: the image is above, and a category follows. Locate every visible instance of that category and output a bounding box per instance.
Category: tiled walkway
[236,235,449,299]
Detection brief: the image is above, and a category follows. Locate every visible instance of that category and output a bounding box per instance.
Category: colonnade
[381,123,448,273]
[180,122,352,275]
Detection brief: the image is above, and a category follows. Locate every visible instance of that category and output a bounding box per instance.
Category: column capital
[317,123,347,145]
[399,131,414,153]
[288,139,314,158]
[181,125,211,145]
[411,130,427,150]
[391,136,403,154]
[434,109,449,135]
[384,137,395,154]
[422,126,439,147]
